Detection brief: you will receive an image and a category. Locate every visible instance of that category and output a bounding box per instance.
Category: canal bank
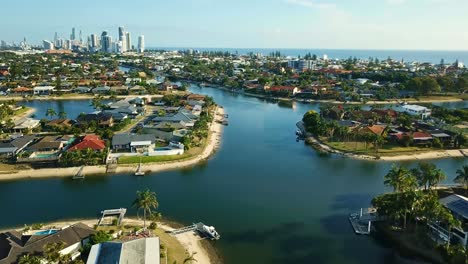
[0,85,466,264]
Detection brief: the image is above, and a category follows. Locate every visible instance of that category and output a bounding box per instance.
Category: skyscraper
[125,32,131,51]
[54,32,58,42]
[101,31,113,53]
[118,26,125,41]
[118,26,126,53]
[79,30,83,44]
[43,40,54,50]
[138,35,145,53]
[71,27,76,40]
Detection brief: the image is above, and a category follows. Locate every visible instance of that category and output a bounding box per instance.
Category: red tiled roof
[270,86,297,91]
[68,135,105,151]
[413,132,432,139]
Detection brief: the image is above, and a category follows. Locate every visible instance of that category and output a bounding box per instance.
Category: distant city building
[125,32,132,51]
[42,40,54,50]
[0,40,6,49]
[138,35,145,53]
[323,54,329,61]
[101,31,112,53]
[71,27,76,40]
[118,26,127,53]
[90,34,98,49]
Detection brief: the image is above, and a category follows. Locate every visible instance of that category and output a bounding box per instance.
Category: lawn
[117,147,202,164]
[326,141,438,156]
[13,106,31,116]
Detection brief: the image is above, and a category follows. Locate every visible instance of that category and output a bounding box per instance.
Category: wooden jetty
[72,166,85,180]
[97,208,127,226]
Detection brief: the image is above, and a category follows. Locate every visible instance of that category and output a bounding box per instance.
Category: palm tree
[412,162,446,190]
[45,108,57,120]
[132,189,159,230]
[454,165,468,189]
[58,111,67,119]
[18,254,43,264]
[43,241,66,263]
[183,251,197,264]
[384,164,412,193]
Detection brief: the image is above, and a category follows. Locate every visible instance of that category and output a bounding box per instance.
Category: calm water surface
[1,87,466,264]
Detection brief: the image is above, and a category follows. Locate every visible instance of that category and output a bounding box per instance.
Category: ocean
[149,47,468,64]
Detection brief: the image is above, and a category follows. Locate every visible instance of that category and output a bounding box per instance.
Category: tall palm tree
[132,189,159,230]
[412,162,446,190]
[454,165,468,189]
[384,165,411,193]
[183,251,197,264]
[45,108,57,120]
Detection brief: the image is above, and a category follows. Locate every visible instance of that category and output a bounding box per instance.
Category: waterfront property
[87,237,160,264]
[429,194,468,247]
[0,223,95,263]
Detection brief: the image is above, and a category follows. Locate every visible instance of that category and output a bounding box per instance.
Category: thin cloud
[285,0,336,9]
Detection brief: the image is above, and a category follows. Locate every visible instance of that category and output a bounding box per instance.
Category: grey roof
[0,223,95,264]
[153,111,196,123]
[440,195,468,220]
[87,237,160,264]
[112,134,156,146]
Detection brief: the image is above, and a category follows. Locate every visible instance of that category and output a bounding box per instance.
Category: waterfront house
[428,195,468,248]
[77,112,114,128]
[110,85,129,94]
[75,86,92,94]
[0,223,95,263]
[11,87,33,95]
[396,104,431,119]
[111,133,156,153]
[33,86,55,95]
[86,237,160,264]
[152,110,197,128]
[68,134,106,152]
[0,135,35,157]
[92,86,111,94]
[12,118,40,134]
[45,119,75,129]
[269,86,300,95]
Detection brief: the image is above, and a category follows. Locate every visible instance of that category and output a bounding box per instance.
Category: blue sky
[2,0,468,50]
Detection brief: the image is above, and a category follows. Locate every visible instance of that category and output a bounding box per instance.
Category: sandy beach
[0,107,225,181]
[0,218,214,264]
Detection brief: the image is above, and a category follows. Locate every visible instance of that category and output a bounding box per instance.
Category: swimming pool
[34,229,58,235]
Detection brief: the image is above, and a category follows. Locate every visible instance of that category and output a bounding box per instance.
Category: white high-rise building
[43,40,54,50]
[138,35,145,53]
[125,32,131,51]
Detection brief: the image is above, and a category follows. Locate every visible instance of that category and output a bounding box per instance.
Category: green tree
[45,108,57,119]
[132,189,159,230]
[411,162,446,190]
[18,254,43,264]
[58,111,67,119]
[384,164,413,193]
[454,165,468,189]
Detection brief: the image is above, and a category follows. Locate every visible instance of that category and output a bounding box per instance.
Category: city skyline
[2,0,468,50]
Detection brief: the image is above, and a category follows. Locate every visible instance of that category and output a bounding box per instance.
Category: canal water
[1,86,466,264]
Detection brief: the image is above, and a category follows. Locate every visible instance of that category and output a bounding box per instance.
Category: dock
[72,166,85,180]
[97,208,127,226]
[171,222,220,240]
[349,208,381,235]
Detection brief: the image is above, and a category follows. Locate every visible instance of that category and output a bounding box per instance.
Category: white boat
[200,224,220,240]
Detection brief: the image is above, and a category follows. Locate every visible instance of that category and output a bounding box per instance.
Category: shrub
[149,222,157,230]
